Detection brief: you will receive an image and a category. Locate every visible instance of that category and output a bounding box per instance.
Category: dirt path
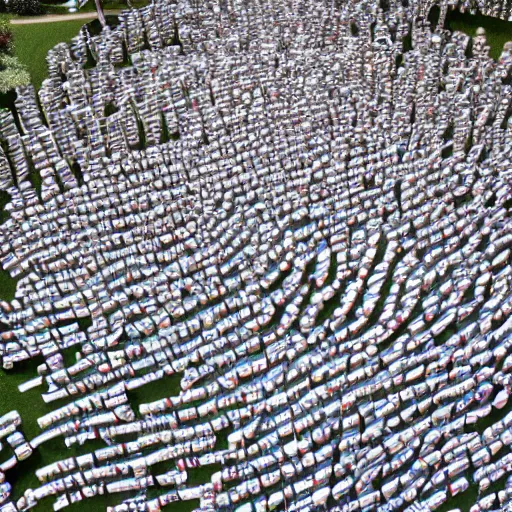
[10,10,122,24]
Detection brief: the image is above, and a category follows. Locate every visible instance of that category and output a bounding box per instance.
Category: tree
[6,0,41,15]
[93,0,106,27]
[0,18,30,94]
[0,18,13,53]
[0,55,30,93]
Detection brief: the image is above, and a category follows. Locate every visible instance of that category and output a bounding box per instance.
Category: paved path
[10,10,122,24]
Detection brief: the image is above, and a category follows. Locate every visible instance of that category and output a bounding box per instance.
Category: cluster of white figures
[0,0,511,511]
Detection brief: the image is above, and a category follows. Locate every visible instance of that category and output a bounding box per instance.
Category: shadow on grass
[0,267,18,302]
[434,483,479,512]
[125,371,182,416]
[187,463,221,486]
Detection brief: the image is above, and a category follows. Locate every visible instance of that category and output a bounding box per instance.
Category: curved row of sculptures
[0,0,510,511]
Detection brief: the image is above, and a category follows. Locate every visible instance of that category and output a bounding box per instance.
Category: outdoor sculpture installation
[0,0,510,511]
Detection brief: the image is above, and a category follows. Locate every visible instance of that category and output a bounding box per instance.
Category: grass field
[11,19,98,89]
[42,0,149,14]
[0,14,122,93]
[445,9,512,60]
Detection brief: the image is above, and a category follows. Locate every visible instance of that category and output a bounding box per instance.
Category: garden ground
[0,7,508,512]
[10,16,109,89]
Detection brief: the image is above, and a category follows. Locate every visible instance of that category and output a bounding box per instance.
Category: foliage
[6,0,41,15]
[0,53,29,93]
[0,17,13,53]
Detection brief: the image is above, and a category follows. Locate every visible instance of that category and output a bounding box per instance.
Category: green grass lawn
[41,0,149,15]
[445,9,512,60]
[7,14,123,91]
[10,19,93,89]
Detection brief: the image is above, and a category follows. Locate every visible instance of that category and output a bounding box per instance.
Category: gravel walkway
[10,10,122,24]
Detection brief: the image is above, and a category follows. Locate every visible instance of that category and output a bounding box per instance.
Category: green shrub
[0,18,14,54]
[6,0,42,15]
[0,54,30,93]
